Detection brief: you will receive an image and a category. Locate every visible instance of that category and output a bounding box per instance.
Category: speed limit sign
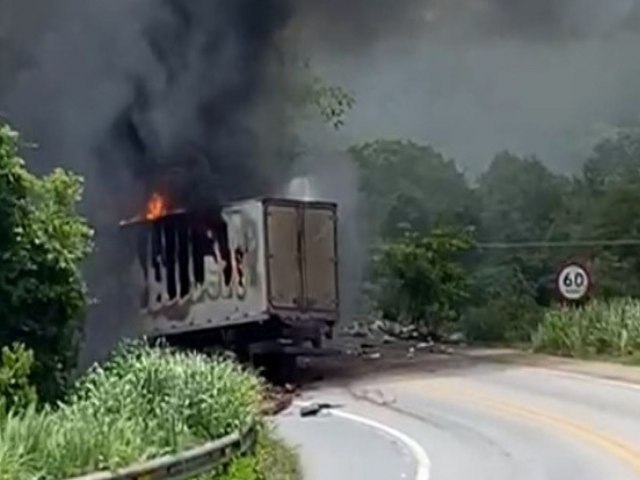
[557,263,591,301]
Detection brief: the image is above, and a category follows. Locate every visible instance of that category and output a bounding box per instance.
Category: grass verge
[216,427,301,480]
[532,298,640,360]
[0,342,297,480]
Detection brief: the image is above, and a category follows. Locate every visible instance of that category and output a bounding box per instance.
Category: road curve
[278,357,640,479]
[277,403,421,480]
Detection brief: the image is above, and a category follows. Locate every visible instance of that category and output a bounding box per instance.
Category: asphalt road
[277,357,640,479]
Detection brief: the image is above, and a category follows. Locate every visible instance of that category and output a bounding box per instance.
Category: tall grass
[0,343,263,480]
[532,298,640,359]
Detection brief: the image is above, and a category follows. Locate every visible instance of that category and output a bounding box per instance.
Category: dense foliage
[0,123,93,402]
[0,344,37,420]
[374,229,472,333]
[349,140,476,239]
[0,345,291,480]
[352,130,640,349]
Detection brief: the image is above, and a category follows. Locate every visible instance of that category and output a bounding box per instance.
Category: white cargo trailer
[121,197,339,362]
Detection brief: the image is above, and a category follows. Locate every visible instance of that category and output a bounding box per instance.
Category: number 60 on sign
[556,263,591,302]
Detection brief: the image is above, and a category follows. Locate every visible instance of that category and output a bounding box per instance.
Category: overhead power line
[475,239,640,249]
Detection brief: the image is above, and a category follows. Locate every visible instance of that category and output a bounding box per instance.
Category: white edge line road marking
[293,401,431,480]
[331,409,431,480]
[524,367,640,393]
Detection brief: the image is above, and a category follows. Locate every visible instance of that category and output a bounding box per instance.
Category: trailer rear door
[302,205,338,312]
[265,199,338,315]
[265,202,303,309]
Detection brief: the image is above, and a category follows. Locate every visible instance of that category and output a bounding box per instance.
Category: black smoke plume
[2,0,293,217]
[1,0,295,363]
[102,0,293,211]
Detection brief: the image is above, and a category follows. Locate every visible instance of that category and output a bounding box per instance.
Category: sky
[296,0,640,175]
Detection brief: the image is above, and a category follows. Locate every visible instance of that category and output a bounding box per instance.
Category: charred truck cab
[120,197,339,378]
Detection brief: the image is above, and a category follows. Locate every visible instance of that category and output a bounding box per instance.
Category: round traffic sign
[556,263,591,301]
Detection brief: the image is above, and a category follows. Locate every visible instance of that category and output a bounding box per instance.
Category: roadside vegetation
[533,299,640,362]
[0,123,93,403]
[352,132,640,363]
[218,428,301,480]
[0,343,300,480]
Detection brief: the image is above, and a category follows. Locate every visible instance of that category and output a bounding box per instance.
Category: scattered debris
[354,388,396,406]
[343,319,457,358]
[448,332,466,344]
[299,404,323,417]
[343,321,373,338]
[430,344,455,355]
[364,352,382,360]
[262,385,297,416]
[299,402,342,418]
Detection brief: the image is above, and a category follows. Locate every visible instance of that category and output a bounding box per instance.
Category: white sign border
[556,262,591,302]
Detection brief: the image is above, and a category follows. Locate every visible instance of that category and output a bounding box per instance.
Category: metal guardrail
[67,425,256,480]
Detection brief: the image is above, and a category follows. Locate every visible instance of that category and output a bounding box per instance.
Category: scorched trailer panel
[124,198,339,339]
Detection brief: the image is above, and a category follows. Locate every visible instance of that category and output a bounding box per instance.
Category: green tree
[561,129,640,298]
[443,152,571,342]
[590,181,640,297]
[473,152,572,305]
[462,259,545,343]
[0,123,93,401]
[349,140,477,239]
[477,151,569,242]
[268,57,355,179]
[374,229,473,333]
[288,60,355,131]
[583,128,640,193]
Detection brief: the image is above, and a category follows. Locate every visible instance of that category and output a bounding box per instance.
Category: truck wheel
[254,353,297,385]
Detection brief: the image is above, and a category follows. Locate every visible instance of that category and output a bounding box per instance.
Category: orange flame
[146,193,168,221]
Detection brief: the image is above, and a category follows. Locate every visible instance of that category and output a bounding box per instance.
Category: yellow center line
[404,380,640,474]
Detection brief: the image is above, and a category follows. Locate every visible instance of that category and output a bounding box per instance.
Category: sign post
[556,262,591,303]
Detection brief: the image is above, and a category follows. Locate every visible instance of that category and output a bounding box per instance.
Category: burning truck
[119,194,339,377]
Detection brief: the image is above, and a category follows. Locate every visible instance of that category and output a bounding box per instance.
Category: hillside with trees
[352,130,640,359]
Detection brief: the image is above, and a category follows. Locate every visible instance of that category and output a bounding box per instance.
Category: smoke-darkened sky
[294,0,640,174]
[295,0,640,46]
[4,0,640,183]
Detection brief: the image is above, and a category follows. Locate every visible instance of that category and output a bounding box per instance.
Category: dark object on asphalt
[300,404,323,417]
[299,402,342,417]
